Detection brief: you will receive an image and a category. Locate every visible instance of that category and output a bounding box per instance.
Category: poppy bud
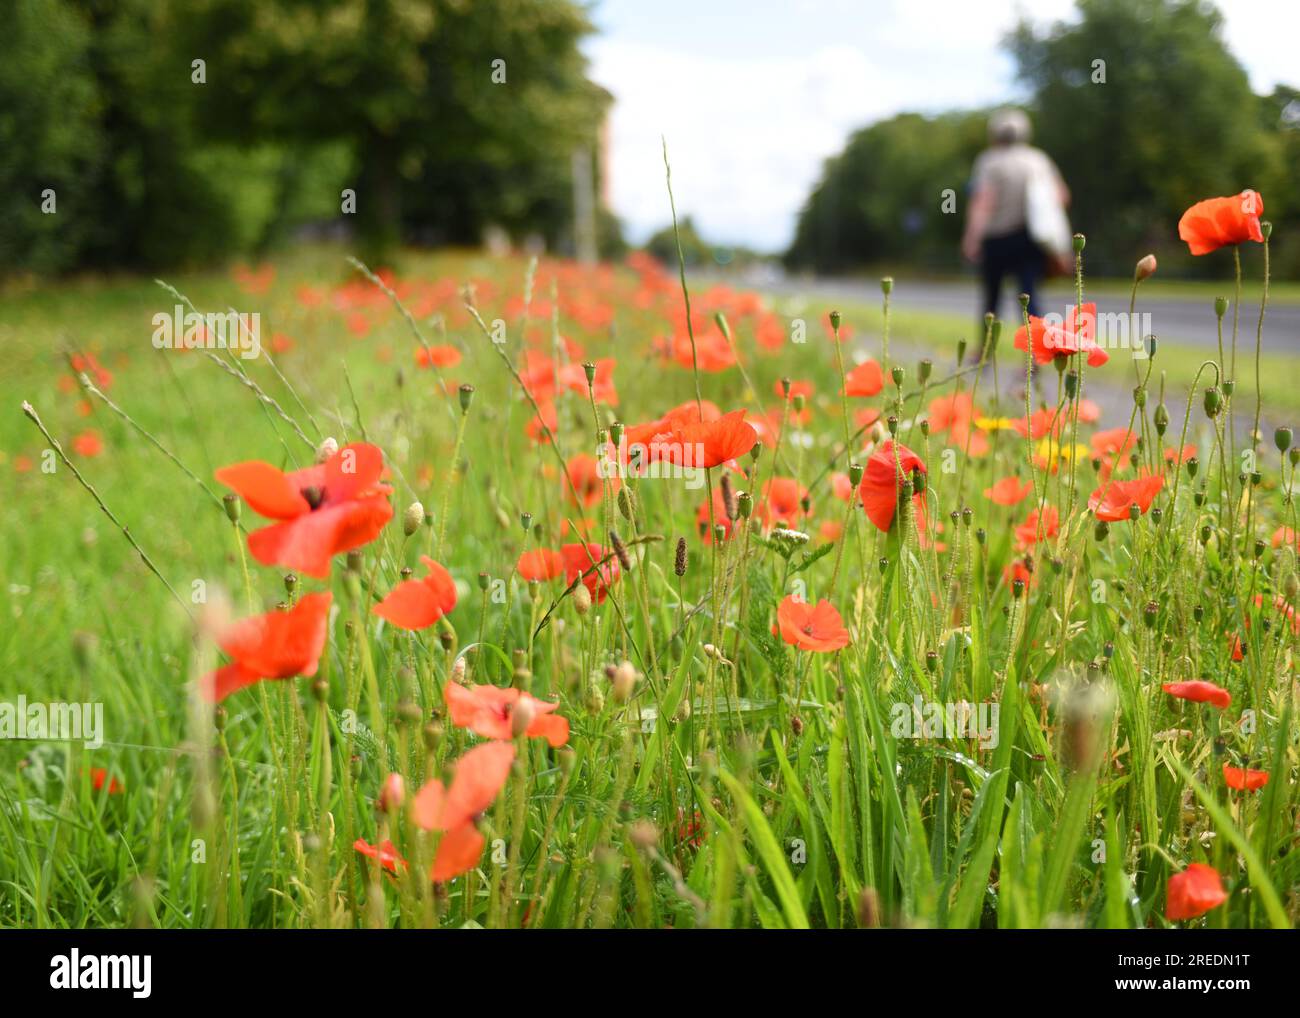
[1154,403,1168,435]
[510,696,537,739]
[956,338,967,363]
[477,571,489,592]
[1275,427,1292,454]
[714,312,732,341]
[780,377,791,398]
[1194,486,1205,507]
[609,530,632,571]
[1203,387,1221,418]
[1135,254,1157,281]
[976,528,986,545]
[880,277,893,296]
[617,486,635,522]
[847,461,863,487]
[423,721,443,752]
[828,309,842,331]
[458,384,475,413]
[793,393,805,412]
[1285,573,1299,600]
[316,437,339,463]
[1133,386,1146,408]
[1262,221,1273,240]
[1193,604,1204,623]
[612,660,637,703]
[378,773,405,812]
[1072,233,1086,253]
[573,584,592,616]
[1292,448,1300,467]
[1065,370,1078,399]
[402,501,425,536]
[312,678,329,702]
[1094,519,1110,543]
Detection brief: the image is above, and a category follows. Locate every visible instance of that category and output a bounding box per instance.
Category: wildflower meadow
[3,182,1296,947]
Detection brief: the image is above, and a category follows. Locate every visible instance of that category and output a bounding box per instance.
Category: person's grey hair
[989,108,1031,145]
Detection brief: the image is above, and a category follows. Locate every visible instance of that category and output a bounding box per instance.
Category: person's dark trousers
[979,228,1045,353]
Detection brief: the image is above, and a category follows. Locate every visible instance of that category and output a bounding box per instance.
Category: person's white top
[970,143,1067,238]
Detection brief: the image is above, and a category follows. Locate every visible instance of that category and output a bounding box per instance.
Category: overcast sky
[585,0,1298,252]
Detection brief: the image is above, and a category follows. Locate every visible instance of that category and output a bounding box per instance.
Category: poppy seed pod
[828,309,842,331]
[1135,254,1157,281]
[1275,427,1292,454]
[1142,601,1158,628]
[1222,379,1234,397]
[919,419,930,438]
[283,572,298,594]
[1018,293,1031,312]
[1072,233,1086,253]
[880,277,893,296]
[222,491,241,523]
[403,501,425,536]
[1186,457,1199,479]
[976,527,986,545]
[737,491,753,520]
[925,650,938,673]
[458,384,474,413]
[891,366,905,388]
[918,359,932,383]
[848,461,864,487]
[887,415,899,436]
[792,393,805,412]
[520,511,533,532]
[780,377,792,397]
[1193,604,1204,623]
[1012,579,1025,599]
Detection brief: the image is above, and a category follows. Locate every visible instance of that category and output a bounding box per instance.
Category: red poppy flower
[88,767,123,794]
[1178,190,1264,256]
[776,596,850,652]
[517,548,564,582]
[413,741,516,882]
[984,476,1033,506]
[445,681,569,747]
[565,452,616,507]
[1161,680,1231,709]
[1164,863,1227,921]
[217,443,394,578]
[1222,763,1269,791]
[1089,472,1163,522]
[927,392,975,433]
[629,409,757,471]
[201,592,332,702]
[373,557,457,630]
[761,477,809,528]
[414,345,462,369]
[859,441,927,533]
[560,542,620,603]
[73,430,104,457]
[1015,505,1059,549]
[842,359,884,397]
[354,837,407,874]
[1090,427,1136,459]
[1013,407,1066,439]
[1014,303,1107,367]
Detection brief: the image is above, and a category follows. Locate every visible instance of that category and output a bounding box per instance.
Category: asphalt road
[756,275,1299,353]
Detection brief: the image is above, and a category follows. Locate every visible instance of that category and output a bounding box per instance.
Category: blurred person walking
[961,108,1071,346]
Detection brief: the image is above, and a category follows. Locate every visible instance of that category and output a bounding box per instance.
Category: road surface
[752,275,1299,353]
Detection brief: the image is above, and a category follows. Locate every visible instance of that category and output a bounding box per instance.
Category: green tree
[182,0,613,263]
[785,111,989,272]
[1007,0,1285,274]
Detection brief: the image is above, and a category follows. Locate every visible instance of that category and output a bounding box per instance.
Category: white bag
[1025,155,1071,261]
